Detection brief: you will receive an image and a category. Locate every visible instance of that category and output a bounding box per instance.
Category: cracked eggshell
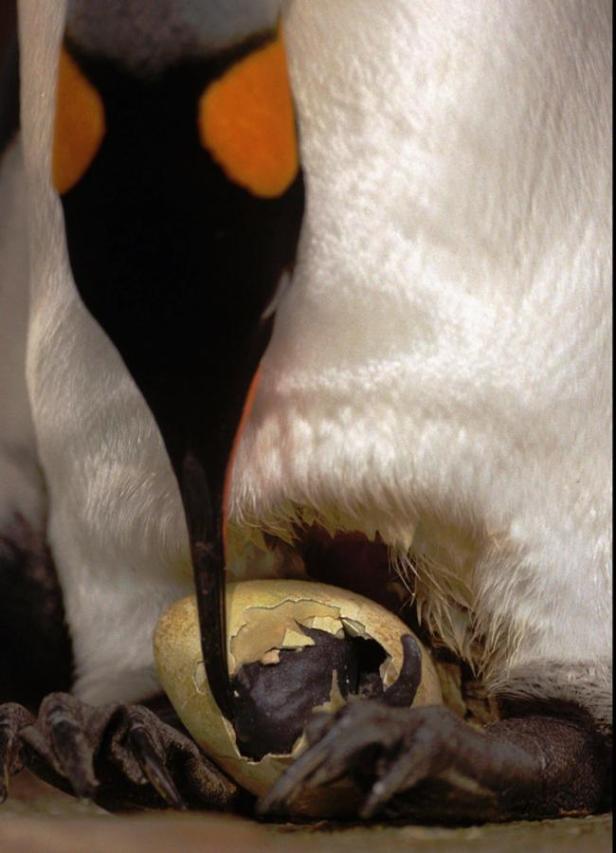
[154,579,442,817]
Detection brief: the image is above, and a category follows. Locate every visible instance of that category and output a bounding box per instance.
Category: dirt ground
[0,772,611,853]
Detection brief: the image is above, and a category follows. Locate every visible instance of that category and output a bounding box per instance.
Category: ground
[0,772,611,853]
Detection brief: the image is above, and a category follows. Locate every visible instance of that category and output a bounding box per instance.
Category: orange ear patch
[53,48,106,195]
[198,35,299,199]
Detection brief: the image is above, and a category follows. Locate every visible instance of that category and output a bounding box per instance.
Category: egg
[154,579,442,817]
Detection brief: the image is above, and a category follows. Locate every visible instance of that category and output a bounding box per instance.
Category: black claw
[360,754,424,819]
[258,707,374,815]
[383,634,422,708]
[259,701,415,817]
[128,723,186,810]
[257,728,335,815]
[46,700,98,800]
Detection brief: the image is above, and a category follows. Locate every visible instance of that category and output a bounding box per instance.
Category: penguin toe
[1,692,237,812]
[258,703,545,822]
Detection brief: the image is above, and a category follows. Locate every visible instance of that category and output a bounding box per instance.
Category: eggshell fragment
[154,579,442,817]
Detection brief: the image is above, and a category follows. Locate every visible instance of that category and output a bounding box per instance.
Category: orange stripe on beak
[198,32,299,199]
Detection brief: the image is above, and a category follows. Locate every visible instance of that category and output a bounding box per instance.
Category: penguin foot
[0,693,237,812]
[258,701,609,823]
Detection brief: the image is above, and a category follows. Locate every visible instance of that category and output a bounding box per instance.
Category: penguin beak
[53,14,305,719]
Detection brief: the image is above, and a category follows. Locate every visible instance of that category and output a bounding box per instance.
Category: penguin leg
[259,701,609,823]
[0,693,237,812]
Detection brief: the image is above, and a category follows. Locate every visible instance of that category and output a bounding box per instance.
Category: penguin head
[64,0,284,76]
[51,0,304,460]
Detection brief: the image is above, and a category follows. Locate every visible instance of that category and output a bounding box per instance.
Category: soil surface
[0,772,611,853]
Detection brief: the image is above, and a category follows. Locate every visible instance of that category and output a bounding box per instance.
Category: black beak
[181,450,232,718]
[53,29,305,720]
